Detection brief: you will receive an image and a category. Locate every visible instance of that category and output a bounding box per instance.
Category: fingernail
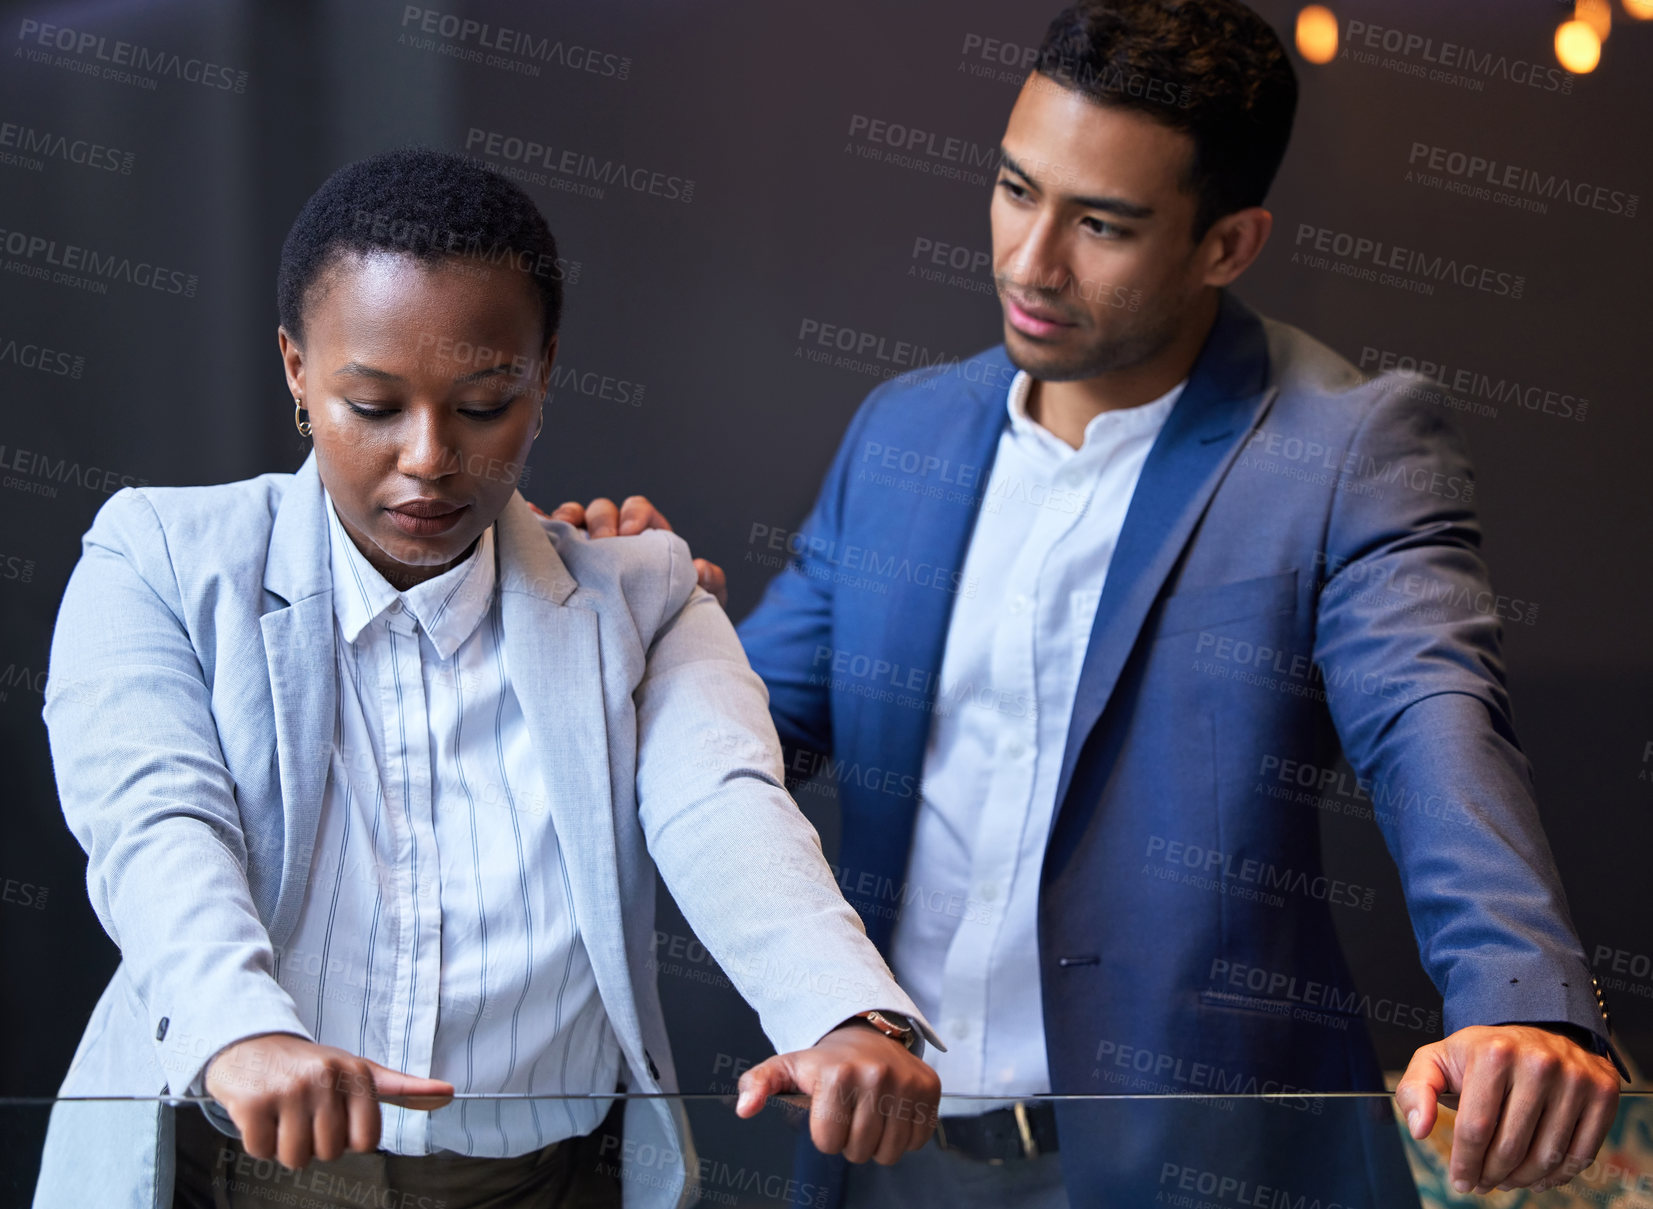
[736,1090,751,1114]
[1452,1180,1471,1194]
[1407,1110,1421,1136]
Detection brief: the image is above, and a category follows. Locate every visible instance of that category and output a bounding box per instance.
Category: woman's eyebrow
[329,362,522,384]
[455,364,520,384]
[333,361,400,382]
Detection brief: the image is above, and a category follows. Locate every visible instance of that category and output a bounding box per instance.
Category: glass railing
[4,1091,1650,1207]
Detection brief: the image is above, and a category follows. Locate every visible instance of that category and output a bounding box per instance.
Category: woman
[35,148,939,1209]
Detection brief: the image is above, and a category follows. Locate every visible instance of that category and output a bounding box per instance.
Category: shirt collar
[1005,369,1186,458]
[324,491,496,659]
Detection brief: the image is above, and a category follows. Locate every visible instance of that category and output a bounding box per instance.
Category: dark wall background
[2,0,1649,1188]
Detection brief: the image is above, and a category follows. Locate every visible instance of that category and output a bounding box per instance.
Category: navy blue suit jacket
[737,293,1618,1206]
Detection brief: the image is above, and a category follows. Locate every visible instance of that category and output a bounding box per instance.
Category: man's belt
[935,1101,1059,1163]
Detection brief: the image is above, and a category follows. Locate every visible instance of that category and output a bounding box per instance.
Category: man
[553,2,1624,1205]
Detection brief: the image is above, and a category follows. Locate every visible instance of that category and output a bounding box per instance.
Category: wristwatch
[849,1009,919,1052]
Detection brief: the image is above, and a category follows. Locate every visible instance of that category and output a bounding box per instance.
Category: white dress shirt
[887,369,1183,1109]
[271,491,619,1155]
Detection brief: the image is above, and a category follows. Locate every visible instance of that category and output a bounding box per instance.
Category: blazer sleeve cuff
[1512,1022,1632,1082]
[157,999,315,1104]
[1444,960,1624,1079]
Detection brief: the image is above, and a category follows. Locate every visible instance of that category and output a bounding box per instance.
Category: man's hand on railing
[1395,1023,1620,1195]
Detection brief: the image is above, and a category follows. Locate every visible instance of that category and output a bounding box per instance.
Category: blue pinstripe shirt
[273,491,620,1155]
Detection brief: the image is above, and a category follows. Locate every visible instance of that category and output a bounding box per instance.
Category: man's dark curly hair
[277,147,562,343]
[1035,0,1298,239]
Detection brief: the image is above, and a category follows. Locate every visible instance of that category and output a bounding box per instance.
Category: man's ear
[1199,207,1274,289]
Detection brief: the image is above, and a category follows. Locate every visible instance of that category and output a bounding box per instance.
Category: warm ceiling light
[1623,0,1653,18]
[1555,19,1603,72]
[1577,0,1612,38]
[1295,5,1339,64]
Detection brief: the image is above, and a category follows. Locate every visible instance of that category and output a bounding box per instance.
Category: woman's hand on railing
[204,1032,454,1169]
[734,1022,941,1166]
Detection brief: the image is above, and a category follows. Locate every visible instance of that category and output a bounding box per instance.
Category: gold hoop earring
[294,397,311,438]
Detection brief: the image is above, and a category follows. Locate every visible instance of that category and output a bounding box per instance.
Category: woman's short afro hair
[277,146,563,343]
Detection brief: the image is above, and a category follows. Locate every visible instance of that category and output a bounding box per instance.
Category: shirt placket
[939,457,1061,1091]
[378,604,442,1153]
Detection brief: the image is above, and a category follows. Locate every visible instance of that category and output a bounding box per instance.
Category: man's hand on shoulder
[733,1019,941,1165]
[1395,1023,1620,1195]
[528,495,728,608]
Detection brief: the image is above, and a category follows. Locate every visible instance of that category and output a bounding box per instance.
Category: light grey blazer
[34,451,933,1209]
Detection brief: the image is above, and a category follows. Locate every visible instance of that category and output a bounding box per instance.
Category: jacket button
[155,1017,169,1041]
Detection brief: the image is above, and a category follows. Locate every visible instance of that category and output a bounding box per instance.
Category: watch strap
[852,1009,919,1052]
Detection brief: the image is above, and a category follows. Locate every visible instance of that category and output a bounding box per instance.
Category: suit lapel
[1052,293,1278,814]
[832,366,1010,950]
[493,497,649,1058]
[260,452,339,947]
[866,373,1012,785]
